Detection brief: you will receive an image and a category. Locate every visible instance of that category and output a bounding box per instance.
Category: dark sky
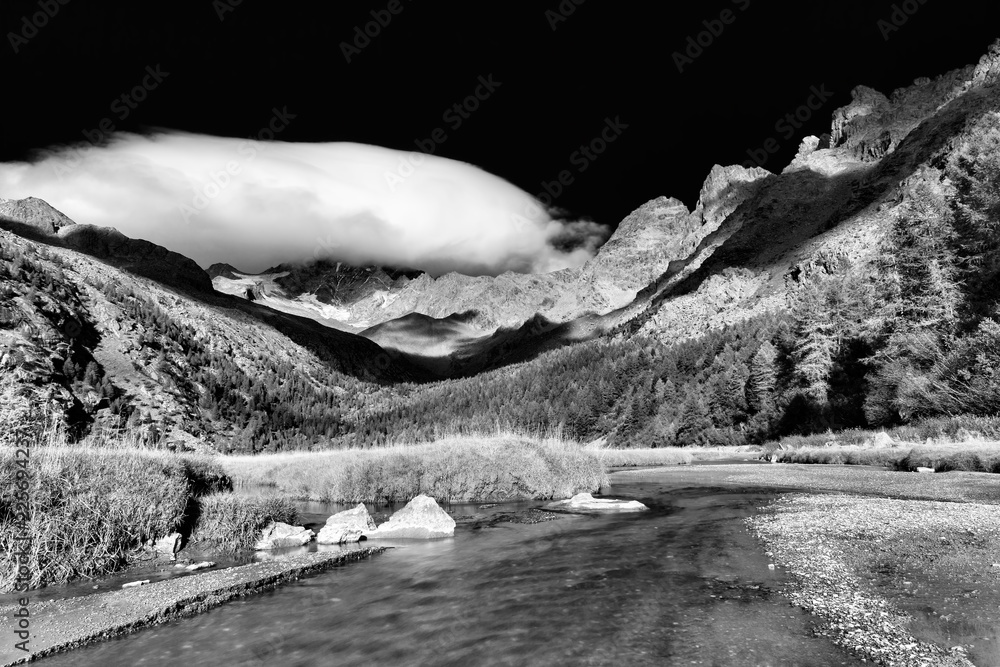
[2,0,997,232]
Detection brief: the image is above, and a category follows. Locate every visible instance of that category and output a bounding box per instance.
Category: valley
[3,35,1000,667]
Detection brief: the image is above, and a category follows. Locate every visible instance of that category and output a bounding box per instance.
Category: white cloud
[0,131,607,276]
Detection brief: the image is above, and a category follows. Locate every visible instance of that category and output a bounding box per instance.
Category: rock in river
[255,522,315,550]
[366,494,456,539]
[545,492,648,513]
[317,503,377,544]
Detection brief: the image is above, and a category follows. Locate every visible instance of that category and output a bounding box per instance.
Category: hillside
[340,40,1000,447]
[0,201,419,451]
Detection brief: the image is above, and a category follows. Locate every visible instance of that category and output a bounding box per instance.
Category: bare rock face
[317,503,377,544]
[693,164,772,229]
[545,492,648,513]
[365,495,456,539]
[254,522,315,550]
[830,86,893,159]
[972,38,1000,86]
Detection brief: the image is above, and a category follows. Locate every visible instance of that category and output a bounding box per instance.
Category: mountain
[209,163,770,334]
[0,199,421,451]
[334,39,1000,447]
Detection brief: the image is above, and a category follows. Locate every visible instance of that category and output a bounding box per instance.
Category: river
[35,469,863,666]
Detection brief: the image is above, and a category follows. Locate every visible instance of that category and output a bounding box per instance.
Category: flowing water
[36,471,864,666]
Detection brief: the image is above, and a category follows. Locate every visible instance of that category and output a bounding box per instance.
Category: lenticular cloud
[0,131,606,276]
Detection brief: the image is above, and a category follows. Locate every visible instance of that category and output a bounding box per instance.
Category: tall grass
[221,434,607,503]
[189,494,298,552]
[766,419,1000,473]
[0,441,230,591]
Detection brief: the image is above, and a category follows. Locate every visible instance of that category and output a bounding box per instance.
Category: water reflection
[36,481,863,666]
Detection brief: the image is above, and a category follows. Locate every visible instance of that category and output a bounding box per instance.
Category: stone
[365,494,456,539]
[544,492,648,513]
[185,561,216,571]
[871,432,894,448]
[317,503,377,545]
[153,532,182,556]
[254,522,315,550]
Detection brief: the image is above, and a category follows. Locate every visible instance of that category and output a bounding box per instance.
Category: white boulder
[545,492,648,513]
[317,503,377,544]
[153,532,182,556]
[366,494,456,539]
[254,522,315,550]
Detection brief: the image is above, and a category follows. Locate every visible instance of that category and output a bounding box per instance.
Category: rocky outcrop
[365,495,456,539]
[254,522,315,550]
[830,85,891,153]
[544,492,648,513]
[972,38,1000,86]
[693,164,772,229]
[317,503,377,544]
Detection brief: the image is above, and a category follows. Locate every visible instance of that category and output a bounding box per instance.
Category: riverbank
[0,546,385,666]
[615,464,1000,666]
[749,494,999,666]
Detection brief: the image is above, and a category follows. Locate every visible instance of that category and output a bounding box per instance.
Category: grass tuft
[189,494,298,552]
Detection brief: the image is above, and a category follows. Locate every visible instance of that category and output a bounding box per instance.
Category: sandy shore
[0,546,385,666]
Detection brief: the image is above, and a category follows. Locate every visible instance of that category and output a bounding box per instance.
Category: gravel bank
[747,494,1000,666]
[613,464,1000,666]
[0,547,385,666]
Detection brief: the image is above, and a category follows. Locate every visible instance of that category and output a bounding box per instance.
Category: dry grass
[189,493,298,552]
[221,433,607,503]
[769,439,1000,472]
[0,442,229,591]
[766,418,1000,473]
[591,445,761,467]
[0,420,240,591]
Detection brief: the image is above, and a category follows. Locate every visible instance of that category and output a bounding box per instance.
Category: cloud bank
[0,132,608,276]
